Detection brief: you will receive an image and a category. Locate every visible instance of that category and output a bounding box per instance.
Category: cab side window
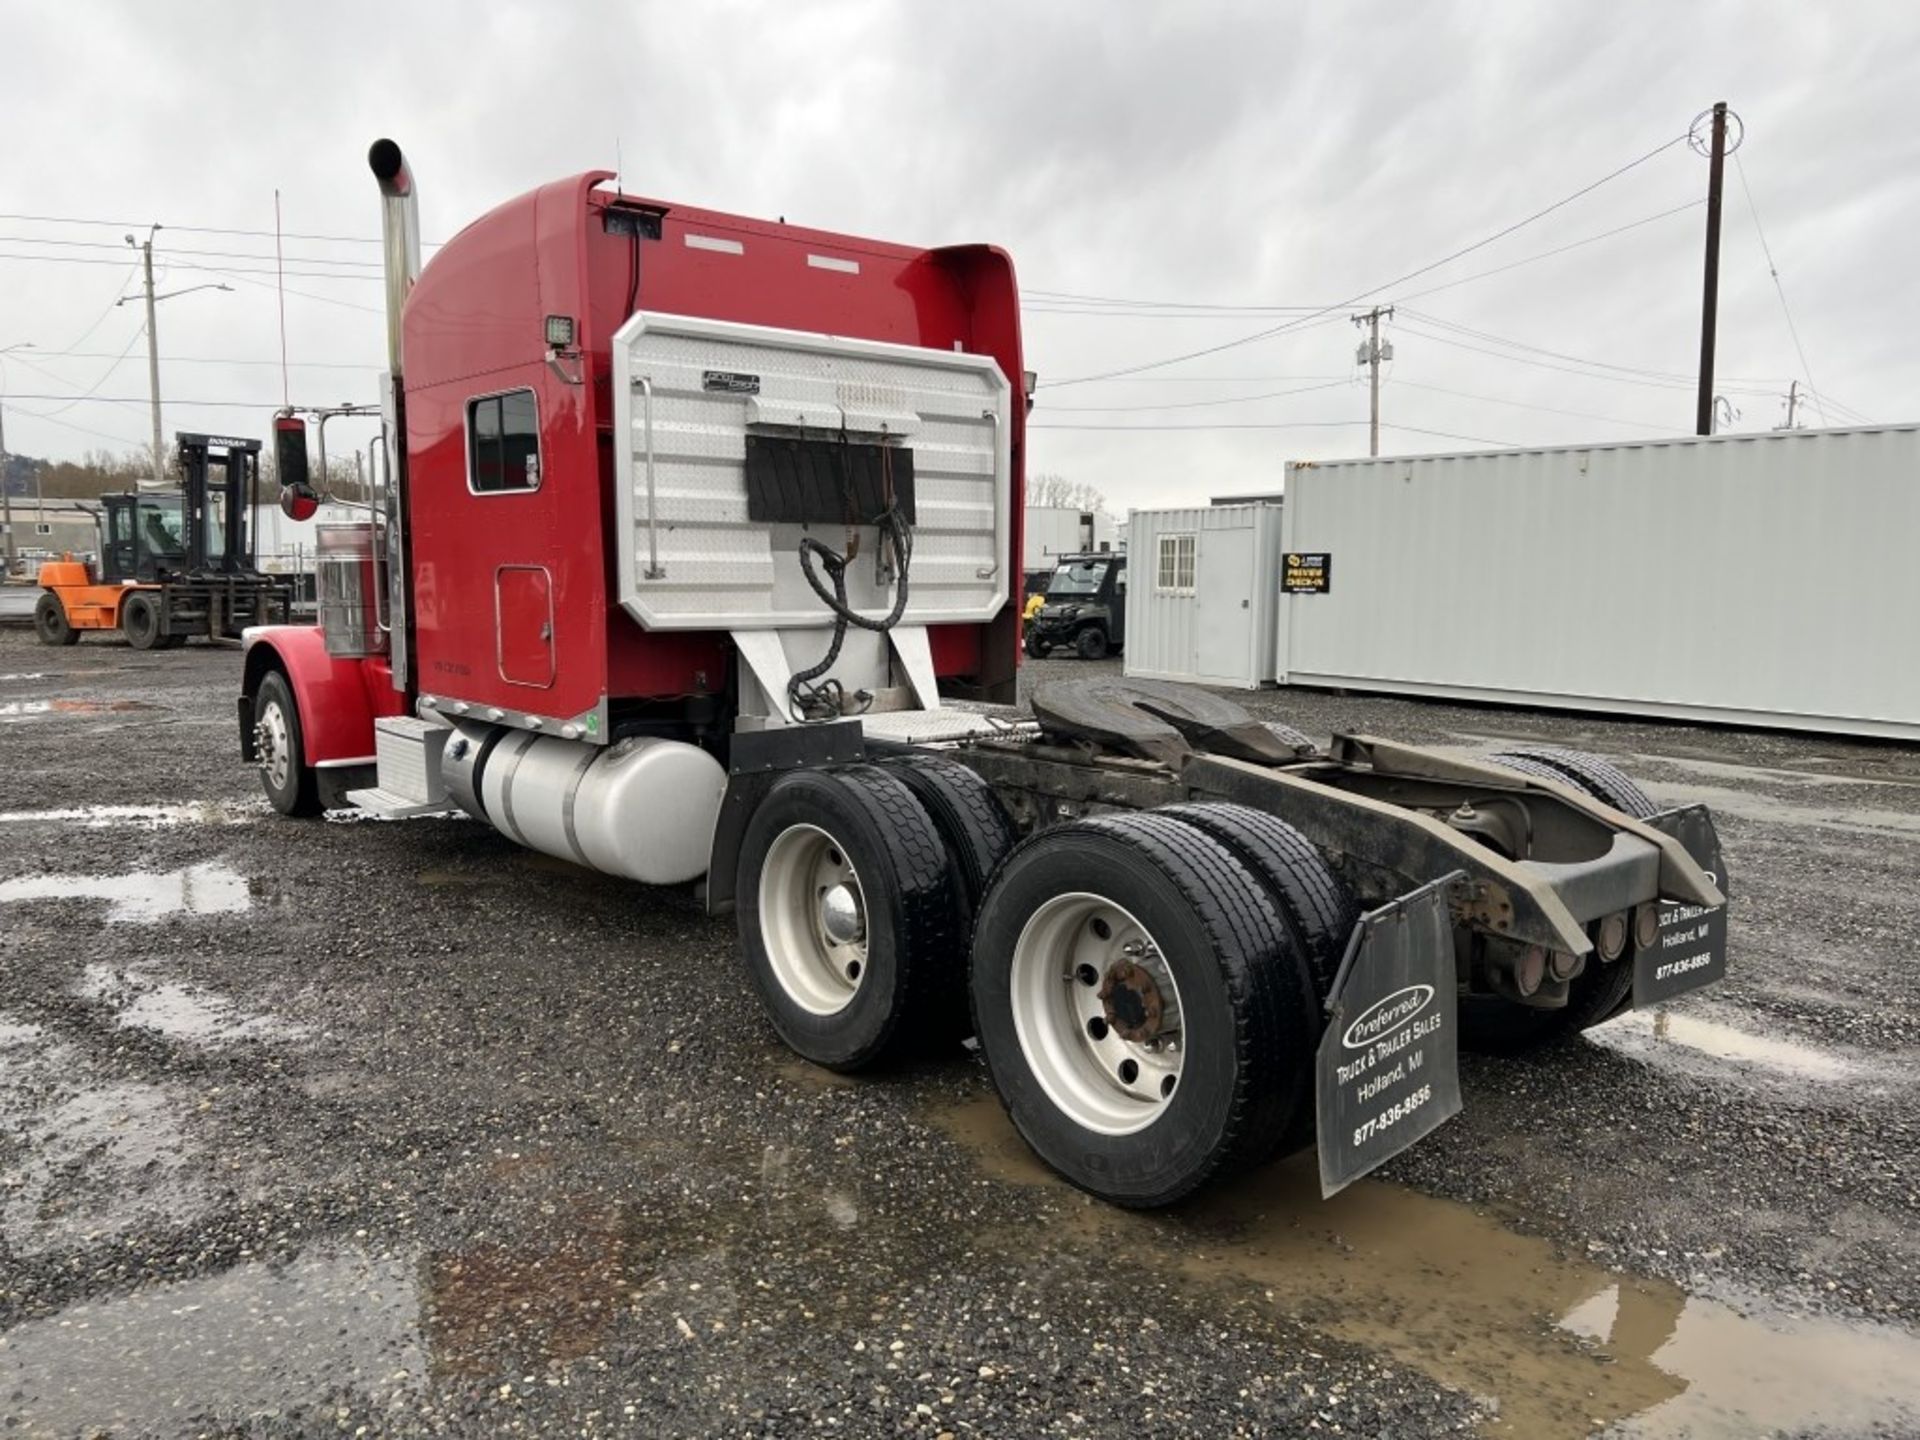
[469,389,541,493]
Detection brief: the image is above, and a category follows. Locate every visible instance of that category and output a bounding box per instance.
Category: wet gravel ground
[1,627,1917,1438]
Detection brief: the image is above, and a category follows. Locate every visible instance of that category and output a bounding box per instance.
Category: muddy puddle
[0,800,259,828]
[1585,1006,1868,1087]
[0,1246,425,1433]
[78,962,306,1044]
[0,859,250,922]
[0,696,159,719]
[931,1095,1920,1438]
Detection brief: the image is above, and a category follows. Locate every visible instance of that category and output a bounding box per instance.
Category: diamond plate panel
[611,313,1011,631]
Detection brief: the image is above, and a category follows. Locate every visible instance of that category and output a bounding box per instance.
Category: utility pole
[1781,380,1802,430]
[0,340,32,575]
[1694,101,1729,437]
[0,401,11,575]
[1352,305,1394,457]
[132,225,166,487]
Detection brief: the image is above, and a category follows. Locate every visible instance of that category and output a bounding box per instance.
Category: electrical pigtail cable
[787,430,914,723]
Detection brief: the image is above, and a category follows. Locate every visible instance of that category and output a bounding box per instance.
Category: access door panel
[496,565,556,688]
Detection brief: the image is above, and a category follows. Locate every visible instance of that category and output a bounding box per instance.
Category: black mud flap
[1644,803,1730,899]
[1634,804,1731,1009]
[1315,874,1465,1198]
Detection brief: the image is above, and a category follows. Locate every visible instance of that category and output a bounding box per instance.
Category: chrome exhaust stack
[367,139,421,378]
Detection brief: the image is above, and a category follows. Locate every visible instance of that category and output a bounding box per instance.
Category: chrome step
[346,715,453,816]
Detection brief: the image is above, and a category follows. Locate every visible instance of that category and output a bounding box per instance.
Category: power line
[1382,378,1677,432]
[24,347,380,371]
[1732,151,1831,425]
[2,404,149,448]
[1025,200,1701,317]
[0,232,385,269]
[0,250,379,283]
[1038,378,1355,413]
[0,392,329,410]
[1395,314,1785,396]
[0,211,439,248]
[1391,199,1704,303]
[6,328,149,416]
[1398,308,1789,387]
[1027,418,1515,448]
[1044,129,1691,387]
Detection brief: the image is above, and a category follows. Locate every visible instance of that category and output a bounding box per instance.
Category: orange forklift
[34,433,294,648]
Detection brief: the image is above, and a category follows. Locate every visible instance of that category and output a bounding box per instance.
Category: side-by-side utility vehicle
[240,141,1729,1206]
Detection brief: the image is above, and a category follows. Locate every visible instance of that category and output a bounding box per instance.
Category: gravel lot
[1,626,1917,1438]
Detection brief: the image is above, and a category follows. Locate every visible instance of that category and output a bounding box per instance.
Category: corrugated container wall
[1277,425,1920,740]
[1126,504,1284,689]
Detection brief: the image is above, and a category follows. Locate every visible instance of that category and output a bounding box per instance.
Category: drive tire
[1154,802,1357,1155]
[738,765,962,1071]
[877,755,1017,928]
[971,811,1310,1207]
[34,592,80,646]
[122,592,163,651]
[1154,804,1356,1003]
[253,670,321,818]
[1462,748,1656,1051]
[1074,626,1109,661]
[1487,747,1657,820]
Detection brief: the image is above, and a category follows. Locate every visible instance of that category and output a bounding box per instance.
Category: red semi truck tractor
[243,141,1731,1207]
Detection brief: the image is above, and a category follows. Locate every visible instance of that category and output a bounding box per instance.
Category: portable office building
[1124,503,1284,689]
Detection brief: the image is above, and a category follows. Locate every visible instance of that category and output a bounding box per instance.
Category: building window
[468,389,541,493]
[1156,533,1195,593]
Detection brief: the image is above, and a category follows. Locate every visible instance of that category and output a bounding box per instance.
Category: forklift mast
[176,433,264,574]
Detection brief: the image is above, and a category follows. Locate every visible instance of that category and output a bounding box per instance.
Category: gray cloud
[3,0,1913,512]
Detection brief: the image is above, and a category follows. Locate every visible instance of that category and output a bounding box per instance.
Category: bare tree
[1028,473,1108,513]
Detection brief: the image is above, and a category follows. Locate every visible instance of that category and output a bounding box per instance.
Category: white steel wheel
[1010,893,1185,1136]
[757,822,870,1016]
[255,696,294,794]
[970,812,1311,1207]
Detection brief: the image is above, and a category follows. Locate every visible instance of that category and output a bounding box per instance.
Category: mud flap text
[1316,875,1464,1197]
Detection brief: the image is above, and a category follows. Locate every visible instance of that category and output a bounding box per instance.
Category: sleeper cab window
[468,389,541,494]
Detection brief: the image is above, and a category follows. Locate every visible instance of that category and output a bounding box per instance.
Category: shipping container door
[1195,525,1255,683]
[496,565,556,688]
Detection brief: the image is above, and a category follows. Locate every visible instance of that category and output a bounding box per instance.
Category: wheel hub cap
[1008,894,1186,1136]
[1098,959,1164,1042]
[820,883,865,946]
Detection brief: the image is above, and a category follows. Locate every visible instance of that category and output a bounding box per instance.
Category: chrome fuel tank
[456,728,724,886]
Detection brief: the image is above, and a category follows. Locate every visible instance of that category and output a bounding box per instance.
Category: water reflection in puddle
[1587,1007,1857,1082]
[0,801,259,828]
[1,1079,208,1254]
[79,963,306,1044]
[0,697,159,720]
[0,1247,425,1434]
[930,1095,1920,1439]
[0,860,250,922]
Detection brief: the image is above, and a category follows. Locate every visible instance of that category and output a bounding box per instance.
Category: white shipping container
[1126,504,1285,689]
[1277,424,1920,741]
[1025,505,1117,571]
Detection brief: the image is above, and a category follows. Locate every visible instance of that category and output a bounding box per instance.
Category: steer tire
[1463,748,1656,1052]
[1074,626,1109,661]
[1024,634,1052,659]
[122,592,163,651]
[1487,747,1657,820]
[878,755,1017,929]
[970,811,1311,1206]
[34,592,80,646]
[738,765,963,1072]
[253,671,321,818]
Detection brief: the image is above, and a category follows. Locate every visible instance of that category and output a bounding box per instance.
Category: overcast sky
[4,0,1915,513]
